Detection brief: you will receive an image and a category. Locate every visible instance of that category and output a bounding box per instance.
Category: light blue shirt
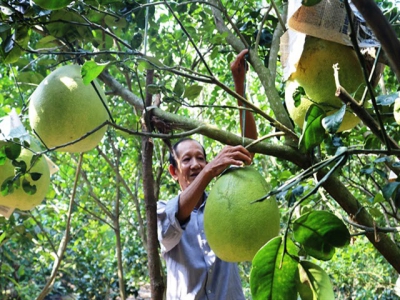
[157,194,246,300]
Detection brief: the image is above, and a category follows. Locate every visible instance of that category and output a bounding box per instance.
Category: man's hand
[230,49,249,90]
[204,145,252,178]
[230,49,258,141]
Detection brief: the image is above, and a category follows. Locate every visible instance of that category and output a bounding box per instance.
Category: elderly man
[157,49,257,299]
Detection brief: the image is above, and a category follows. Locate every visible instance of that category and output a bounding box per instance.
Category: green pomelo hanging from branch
[0,141,50,211]
[285,36,365,132]
[204,166,280,262]
[285,80,361,132]
[29,64,109,153]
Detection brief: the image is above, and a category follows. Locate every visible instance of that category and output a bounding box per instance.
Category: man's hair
[169,138,207,168]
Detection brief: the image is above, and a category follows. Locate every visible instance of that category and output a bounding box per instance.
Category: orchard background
[1,0,400,299]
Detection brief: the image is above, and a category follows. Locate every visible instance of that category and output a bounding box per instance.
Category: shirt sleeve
[157,195,189,253]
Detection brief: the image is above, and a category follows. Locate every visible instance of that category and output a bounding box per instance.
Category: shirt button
[204,250,208,254]
[208,290,212,294]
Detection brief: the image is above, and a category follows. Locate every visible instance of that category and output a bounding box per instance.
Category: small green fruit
[0,141,50,210]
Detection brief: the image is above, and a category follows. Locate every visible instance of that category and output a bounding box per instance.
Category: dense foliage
[0,0,400,299]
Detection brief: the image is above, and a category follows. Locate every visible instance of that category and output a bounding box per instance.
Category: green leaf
[33,0,73,10]
[104,14,128,30]
[22,178,37,195]
[130,32,143,50]
[17,71,45,86]
[146,84,162,95]
[0,231,7,244]
[143,56,164,68]
[4,143,21,160]
[173,79,185,98]
[292,86,306,107]
[30,172,42,181]
[293,211,350,261]
[296,261,335,300]
[1,176,16,196]
[210,47,219,59]
[250,236,298,300]
[12,160,27,174]
[2,34,21,64]
[47,10,92,41]
[0,144,8,165]
[0,24,11,33]
[81,61,109,85]
[36,35,60,49]
[364,134,381,149]
[376,92,399,106]
[373,192,385,204]
[299,105,326,152]
[322,105,346,134]
[382,182,400,200]
[183,85,203,100]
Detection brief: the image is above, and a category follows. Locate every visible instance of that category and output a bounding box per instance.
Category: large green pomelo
[29,65,109,153]
[0,141,50,210]
[286,36,364,132]
[290,36,365,105]
[204,166,280,262]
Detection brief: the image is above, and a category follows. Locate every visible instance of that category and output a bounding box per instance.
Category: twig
[29,212,58,255]
[244,132,285,149]
[333,65,400,151]
[344,217,400,233]
[343,1,387,148]
[35,153,83,300]
[216,0,249,48]
[270,0,286,31]
[164,1,213,76]
[97,146,148,247]
[254,6,273,51]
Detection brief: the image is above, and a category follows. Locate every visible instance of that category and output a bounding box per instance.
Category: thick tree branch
[150,107,309,169]
[350,0,400,83]
[99,71,144,110]
[99,65,299,142]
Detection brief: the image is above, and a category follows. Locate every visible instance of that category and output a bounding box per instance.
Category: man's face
[169,140,207,191]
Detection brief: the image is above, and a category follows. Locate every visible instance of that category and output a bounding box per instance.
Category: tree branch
[350,0,400,83]
[209,0,295,136]
[319,172,400,274]
[36,153,83,300]
[142,70,165,299]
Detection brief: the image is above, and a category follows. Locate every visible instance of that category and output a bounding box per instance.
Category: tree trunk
[142,69,165,299]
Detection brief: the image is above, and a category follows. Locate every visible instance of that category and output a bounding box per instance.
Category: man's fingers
[237,49,249,60]
[222,145,252,165]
